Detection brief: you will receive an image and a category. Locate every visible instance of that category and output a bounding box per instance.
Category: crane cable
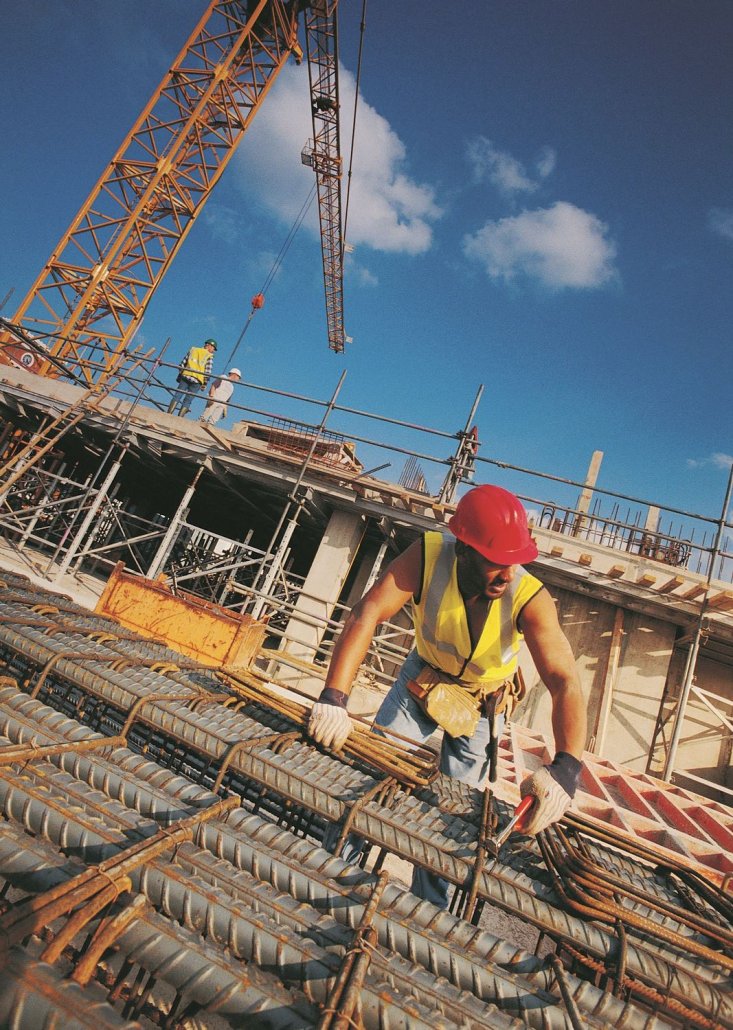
[223,184,317,369]
[225,0,368,369]
[342,0,367,260]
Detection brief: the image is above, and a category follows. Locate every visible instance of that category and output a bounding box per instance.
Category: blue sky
[2,0,732,528]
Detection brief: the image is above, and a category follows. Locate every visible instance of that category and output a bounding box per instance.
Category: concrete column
[591,607,624,754]
[645,506,660,533]
[343,539,389,607]
[572,450,603,538]
[279,509,365,693]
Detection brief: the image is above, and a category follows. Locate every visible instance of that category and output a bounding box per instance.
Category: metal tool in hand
[488,795,535,856]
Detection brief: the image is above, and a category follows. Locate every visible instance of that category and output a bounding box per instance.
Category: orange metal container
[96,562,265,670]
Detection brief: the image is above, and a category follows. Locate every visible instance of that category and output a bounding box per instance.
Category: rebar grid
[0,684,726,1029]
[0,572,730,1028]
[540,821,733,961]
[0,739,524,1029]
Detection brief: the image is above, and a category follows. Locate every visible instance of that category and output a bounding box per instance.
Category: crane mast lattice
[3,0,347,384]
[302,1,347,353]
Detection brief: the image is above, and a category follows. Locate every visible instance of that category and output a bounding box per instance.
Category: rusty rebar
[0,795,238,959]
[318,870,389,1030]
[0,734,126,767]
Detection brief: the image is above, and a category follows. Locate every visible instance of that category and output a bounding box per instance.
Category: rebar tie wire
[451,783,495,924]
[542,822,733,963]
[0,795,238,962]
[212,730,301,793]
[333,775,401,854]
[317,869,389,1030]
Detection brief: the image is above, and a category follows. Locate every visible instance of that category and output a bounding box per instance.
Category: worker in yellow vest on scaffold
[307,484,588,908]
[166,338,217,417]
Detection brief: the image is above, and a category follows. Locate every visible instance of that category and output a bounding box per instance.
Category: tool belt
[405,664,526,741]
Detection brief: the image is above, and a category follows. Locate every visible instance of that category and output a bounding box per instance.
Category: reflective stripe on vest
[412,531,543,688]
[181,347,210,386]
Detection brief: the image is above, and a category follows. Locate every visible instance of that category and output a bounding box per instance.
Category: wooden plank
[550,546,564,558]
[578,553,592,567]
[607,565,626,579]
[681,583,707,601]
[657,576,684,594]
[201,425,233,451]
[707,591,733,612]
[638,574,657,587]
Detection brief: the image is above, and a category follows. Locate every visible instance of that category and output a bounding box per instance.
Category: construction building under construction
[0,2,731,1027]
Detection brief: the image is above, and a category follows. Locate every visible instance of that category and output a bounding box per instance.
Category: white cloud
[203,203,241,245]
[467,138,556,196]
[535,146,557,180]
[232,63,441,256]
[462,201,618,290]
[467,136,538,194]
[687,452,733,470]
[350,261,379,287]
[708,207,733,241]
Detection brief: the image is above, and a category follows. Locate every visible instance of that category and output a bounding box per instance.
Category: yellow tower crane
[0,0,348,385]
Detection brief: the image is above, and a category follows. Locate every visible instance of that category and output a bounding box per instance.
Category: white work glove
[519,751,582,835]
[308,688,353,750]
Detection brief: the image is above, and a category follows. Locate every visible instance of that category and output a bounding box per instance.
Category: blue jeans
[167,378,202,416]
[339,650,503,909]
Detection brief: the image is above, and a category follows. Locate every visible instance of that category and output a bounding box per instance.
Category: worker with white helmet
[308,483,587,908]
[200,367,242,426]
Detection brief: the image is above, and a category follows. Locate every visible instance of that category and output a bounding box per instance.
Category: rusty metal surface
[0,690,664,1030]
[0,694,705,1030]
[0,569,730,1028]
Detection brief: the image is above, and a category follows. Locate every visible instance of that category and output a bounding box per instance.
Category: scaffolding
[0,346,731,800]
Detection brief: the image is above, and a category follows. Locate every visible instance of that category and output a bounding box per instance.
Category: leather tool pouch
[406,666,481,739]
[406,665,526,742]
[499,667,526,720]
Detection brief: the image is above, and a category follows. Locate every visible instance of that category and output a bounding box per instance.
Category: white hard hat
[229,368,242,377]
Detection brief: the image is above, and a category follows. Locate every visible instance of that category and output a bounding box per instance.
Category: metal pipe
[664,461,733,779]
[146,462,206,579]
[252,370,346,616]
[437,383,484,504]
[53,448,126,578]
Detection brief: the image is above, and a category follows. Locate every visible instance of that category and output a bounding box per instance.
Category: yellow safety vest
[412,531,543,691]
[180,347,210,386]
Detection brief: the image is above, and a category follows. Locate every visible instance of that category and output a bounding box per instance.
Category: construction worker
[307,484,587,907]
[200,368,241,426]
[166,338,217,417]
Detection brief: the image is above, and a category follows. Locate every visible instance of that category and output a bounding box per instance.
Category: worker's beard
[457,553,510,601]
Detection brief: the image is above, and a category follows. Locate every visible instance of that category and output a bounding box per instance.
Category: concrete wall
[601,610,676,769]
[513,585,676,772]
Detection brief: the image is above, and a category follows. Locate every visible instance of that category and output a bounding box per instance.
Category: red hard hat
[448,485,538,565]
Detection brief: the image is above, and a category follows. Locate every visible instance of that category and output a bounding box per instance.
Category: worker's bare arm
[323,540,421,698]
[520,589,587,759]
